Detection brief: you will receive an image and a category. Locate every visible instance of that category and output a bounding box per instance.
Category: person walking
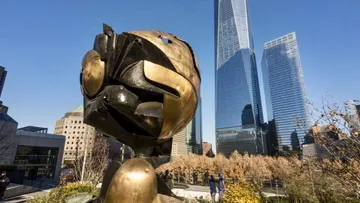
[204,170,209,186]
[0,171,10,201]
[192,170,198,185]
[162,170,173,189]
[209,175,217,203]
[218,173,226,201]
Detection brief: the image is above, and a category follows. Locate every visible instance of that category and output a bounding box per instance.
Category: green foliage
[27,182,99,203]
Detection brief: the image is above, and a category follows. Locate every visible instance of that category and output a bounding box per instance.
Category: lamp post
[81,135,88,182]
[121,143,125,162]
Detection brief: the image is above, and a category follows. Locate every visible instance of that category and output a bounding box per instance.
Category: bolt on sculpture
[80,24,201,203]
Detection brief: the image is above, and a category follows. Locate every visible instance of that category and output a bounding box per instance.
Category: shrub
[27,182,99,203]
[223,182,260,203]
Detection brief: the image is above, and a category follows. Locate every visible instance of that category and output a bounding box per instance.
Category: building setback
[215,0,265,156]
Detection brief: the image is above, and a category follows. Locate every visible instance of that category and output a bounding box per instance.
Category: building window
[75,121,77,124]
[65,152,67,155]
[71,147,73,150]
[71,120,73,123]
[70,153,72,155]
[67,142,69,144]
[73,131,75,134]
[81,132,84,134]
[80,142,83,144]
[64,131,67,133]
[79,121,82,124]
[65,126,67,128]
[77,131,80,134]
[66,147,68,149]
[83,127,85,129]
[72,136,75,139]
[72,142,74,144]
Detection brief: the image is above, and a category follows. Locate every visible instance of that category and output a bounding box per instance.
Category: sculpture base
[97,158,183,203]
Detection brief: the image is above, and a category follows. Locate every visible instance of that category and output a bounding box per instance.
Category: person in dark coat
[204,170,209,186]
[192,170,198,185]
[0,171,10,200]
[209,175,217,203]
[162,170,173,189]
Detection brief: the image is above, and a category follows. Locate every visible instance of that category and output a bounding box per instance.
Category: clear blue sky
[0,0,359,150]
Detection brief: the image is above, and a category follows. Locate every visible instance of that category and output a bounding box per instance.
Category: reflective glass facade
[262,32,310,150]
[215,0,264,156]
[14,145,59,179]
[186,98,203,154]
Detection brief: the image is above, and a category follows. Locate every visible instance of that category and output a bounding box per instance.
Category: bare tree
[74,136,109,186]
[300,98,360,199]
[0,121,18,164]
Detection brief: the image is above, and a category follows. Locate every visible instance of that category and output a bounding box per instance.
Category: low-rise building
[0,123,65,183]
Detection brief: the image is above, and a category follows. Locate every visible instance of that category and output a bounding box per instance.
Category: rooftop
[70,106,84,113]
[264,32,296,49]
[0,112,17,124]
[17,126,48,134]
[64,105,84,117]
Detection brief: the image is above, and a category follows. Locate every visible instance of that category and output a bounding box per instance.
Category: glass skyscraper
[215,0,265,156]
[186,98,203,155]
[262,32,310,150]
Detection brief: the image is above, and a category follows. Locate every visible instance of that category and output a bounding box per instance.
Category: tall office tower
[54,106,96,164]
[262,32,310,151]
[171,100,203,158]
[0,66,7,99]
[215,0,264,156]
[186,98,203,154]
[344,100,360,131]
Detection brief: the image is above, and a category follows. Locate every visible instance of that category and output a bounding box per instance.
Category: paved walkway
[3,189,52,203]
[3,184,284,202]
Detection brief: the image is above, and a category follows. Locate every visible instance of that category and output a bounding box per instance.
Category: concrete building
[344,100,360,131]
[0,66,7,99]
[54,106,96,164]
[171,101,203,158]
[171,127,187,158]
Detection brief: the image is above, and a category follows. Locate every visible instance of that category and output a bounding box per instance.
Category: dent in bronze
[80,24,200,203]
